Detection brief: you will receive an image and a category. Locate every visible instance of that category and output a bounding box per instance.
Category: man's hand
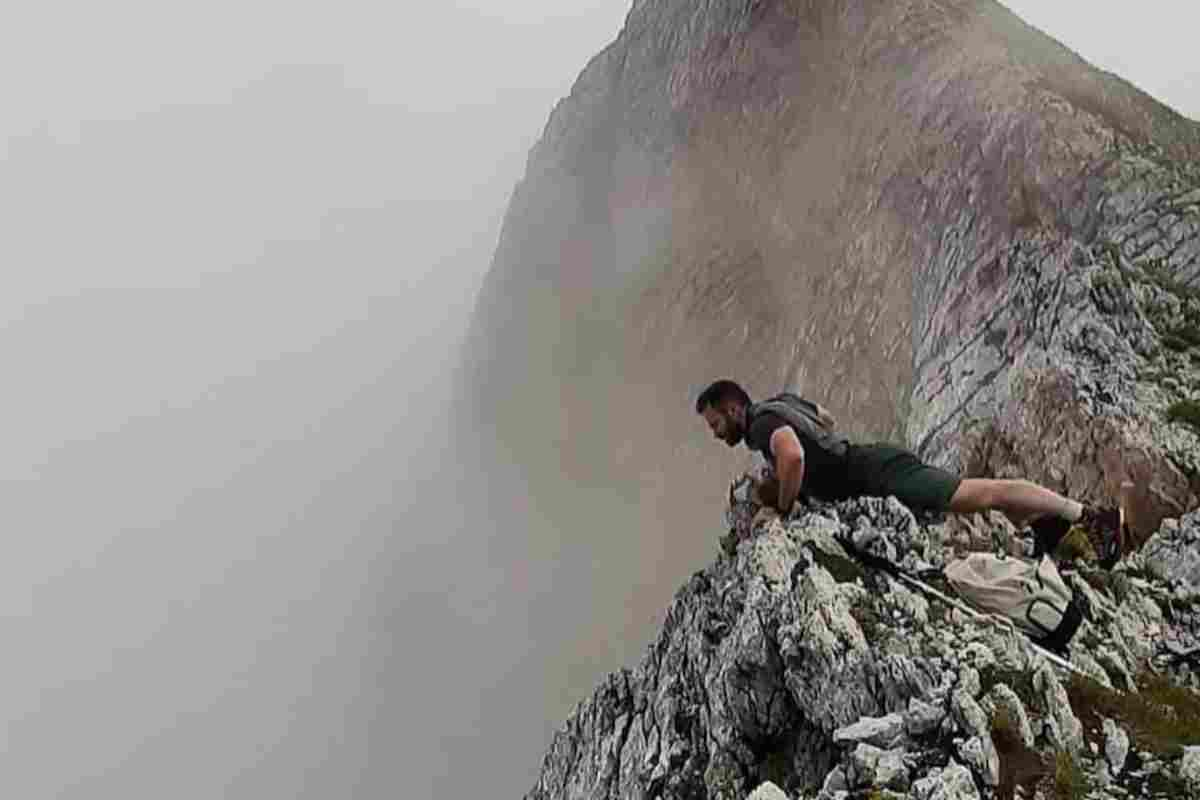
[752,504,781,531]
[752,474,781,508]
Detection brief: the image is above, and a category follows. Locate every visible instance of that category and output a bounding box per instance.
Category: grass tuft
[979,667,1043,715]
[1052,750,1090,799]
[1067,670,1200,755]
[1167,399,1200,433]
[808,547,866,584]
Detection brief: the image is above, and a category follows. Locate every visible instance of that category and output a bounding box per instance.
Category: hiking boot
[1074,505,1126,570]
[1030,515,1070,559]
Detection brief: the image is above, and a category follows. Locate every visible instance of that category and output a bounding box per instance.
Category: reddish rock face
[461,0,1200,608]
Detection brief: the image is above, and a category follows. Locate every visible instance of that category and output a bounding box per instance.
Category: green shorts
[845,444,962,511]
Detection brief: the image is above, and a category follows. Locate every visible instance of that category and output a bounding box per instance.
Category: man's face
[702,402,743,447]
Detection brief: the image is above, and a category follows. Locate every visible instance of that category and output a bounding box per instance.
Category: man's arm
[769,426,806,515]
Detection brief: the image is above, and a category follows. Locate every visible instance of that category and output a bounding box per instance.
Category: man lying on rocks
[696,379,1126,568]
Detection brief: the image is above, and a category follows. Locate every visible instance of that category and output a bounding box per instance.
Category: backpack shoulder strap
[750,394,849,458]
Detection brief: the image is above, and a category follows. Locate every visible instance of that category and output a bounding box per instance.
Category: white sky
[1003,2,1200,121]
[0,3,1195,800]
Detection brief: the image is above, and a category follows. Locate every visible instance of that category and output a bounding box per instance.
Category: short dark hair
[695,380,751,413]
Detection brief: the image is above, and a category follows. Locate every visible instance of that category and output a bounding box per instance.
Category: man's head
[695,379,752,447]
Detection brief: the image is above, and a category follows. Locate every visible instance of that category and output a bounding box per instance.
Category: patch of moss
[1067,670,1200,756]
[759,746,792,794]
[708,771,739,800]
[1089,268,1128,302]
[1098,242,1200,357]
[1054,527,1097,563]
[979,667,1042,715]
[1077,626,1105,652]
[1167,399,1200,433]
[1141,767,1193,798]
[849,601,885,644]
[1097,240,1124,271]
[1141,258,1200,302]
[1138,365,1171,384]
[1076,569,1135,606]
[1163,332,1197,352]
[1156,591,1200,624]
[1052,750,1091,800]
[927,600,950,626]
[808,546,866,584]
[1121,563,1155,581]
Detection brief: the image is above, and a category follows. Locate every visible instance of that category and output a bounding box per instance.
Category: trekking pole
[888,570,1089,680]
[833,534,1092,680]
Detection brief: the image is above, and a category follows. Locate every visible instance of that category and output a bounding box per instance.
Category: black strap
[1031,516,1070,558]
[1034,597,1084,655]
[835,533,903,577]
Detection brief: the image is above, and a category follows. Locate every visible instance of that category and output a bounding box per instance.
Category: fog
[0,2,1196,799]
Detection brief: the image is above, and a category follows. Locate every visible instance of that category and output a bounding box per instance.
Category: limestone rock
[905,698,947,737]
[1034,663,1086,755]
[910,763,981,800]
[949,684,990,741]
[956,737,1000,789]
[817,766,847,799]
[1181,746,1200,790]
[520,475,1200,799]
[847,743,908,791]
[746,782,789,800]
[982,684,1035,749]
[832,713,905,748]
[1103,718,1130,776]
[1139,509,1200,589]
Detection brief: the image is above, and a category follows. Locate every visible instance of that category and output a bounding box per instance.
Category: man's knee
[948,478,1000,512]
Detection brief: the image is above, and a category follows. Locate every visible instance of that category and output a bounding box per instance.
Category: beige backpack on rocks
[943,553,1083,654]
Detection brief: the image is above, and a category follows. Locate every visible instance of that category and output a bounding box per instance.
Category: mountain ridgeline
[459,1,1200,797]
[463,0,1199,545]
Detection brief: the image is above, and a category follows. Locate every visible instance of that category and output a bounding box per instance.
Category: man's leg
[948,477,1125,568]
[946,478,1082,528]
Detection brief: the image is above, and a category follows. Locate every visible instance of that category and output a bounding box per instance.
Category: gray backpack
[943,553,1083,653]
[747,392,849,459]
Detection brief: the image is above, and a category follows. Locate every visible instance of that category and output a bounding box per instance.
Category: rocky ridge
[461,0,1200,585]
[525,476,1200,799]
[460,3,1200,796]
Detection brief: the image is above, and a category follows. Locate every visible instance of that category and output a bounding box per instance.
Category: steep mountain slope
[461,0,1199,554]
[458,2,1200,795]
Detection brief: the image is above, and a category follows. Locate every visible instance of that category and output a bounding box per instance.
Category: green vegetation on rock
[1167,399,1200,432]
[1052,750,1091,800]
[1067,670,1200,755]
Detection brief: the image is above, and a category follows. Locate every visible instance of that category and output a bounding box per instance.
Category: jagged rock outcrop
[526,475,1200,799]
[459,1,1200,797]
